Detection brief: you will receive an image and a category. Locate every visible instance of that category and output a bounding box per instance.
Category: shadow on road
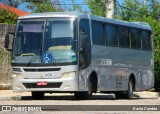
[20,94,153,100]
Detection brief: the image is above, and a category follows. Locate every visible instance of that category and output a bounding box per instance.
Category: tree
[9,0,20,8]
[0,9,18,24]
[85,0,106,16]
[65,0,83,12]
[21,0,62,13]
[115,0,142,21]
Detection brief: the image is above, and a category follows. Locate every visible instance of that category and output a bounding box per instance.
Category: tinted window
[130,29,141,49]
[106,25,118,46]
[137,31,141,49]
[92,21,105,45]
[80,19,90,42]
[79,19,91,68]
[141,31,151,50]
[118,26,130,48]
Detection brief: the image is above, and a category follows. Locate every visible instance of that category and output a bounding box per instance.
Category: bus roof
[18,12,152,31]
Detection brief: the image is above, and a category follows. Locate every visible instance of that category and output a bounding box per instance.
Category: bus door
[78,19,91,91]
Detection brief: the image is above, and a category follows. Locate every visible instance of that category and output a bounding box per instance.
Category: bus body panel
[89,45,154,91]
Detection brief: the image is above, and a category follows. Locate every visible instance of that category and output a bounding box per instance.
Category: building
[0,3,29,16]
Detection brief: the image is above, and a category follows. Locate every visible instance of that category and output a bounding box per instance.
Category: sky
[63,0,123,12]
[16,0,124,13]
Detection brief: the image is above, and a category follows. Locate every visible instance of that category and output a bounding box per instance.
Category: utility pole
[144,0,147,6]
[105,0,116,18]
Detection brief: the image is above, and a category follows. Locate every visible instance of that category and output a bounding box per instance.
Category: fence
[0,23,15,89]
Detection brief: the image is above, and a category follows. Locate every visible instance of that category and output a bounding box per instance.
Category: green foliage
[21,0,63,13]
[28,0,56,13]
[85,0,106,16]
[115,0,142,20]
[0,9,18,24]
[66,0,83,12]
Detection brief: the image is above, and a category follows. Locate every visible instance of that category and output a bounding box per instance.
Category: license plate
[37,82,48,86]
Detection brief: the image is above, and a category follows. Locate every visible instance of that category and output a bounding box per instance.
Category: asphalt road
[0,92,160,114]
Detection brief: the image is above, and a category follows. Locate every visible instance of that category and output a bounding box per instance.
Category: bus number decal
[45,73,55,78]
[101,59,112,66]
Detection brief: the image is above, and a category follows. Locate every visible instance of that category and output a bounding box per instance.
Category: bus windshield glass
[13,18,77,65]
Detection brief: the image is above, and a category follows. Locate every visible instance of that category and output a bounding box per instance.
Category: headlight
[12,73,23,78]
[61,71,76,78]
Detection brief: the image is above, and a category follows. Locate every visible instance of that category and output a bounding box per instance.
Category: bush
[0,9,18,24]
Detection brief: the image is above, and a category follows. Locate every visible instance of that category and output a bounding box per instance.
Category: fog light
[12,73,23,78]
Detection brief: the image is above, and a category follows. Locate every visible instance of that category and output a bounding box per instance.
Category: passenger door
[78,19,91,91]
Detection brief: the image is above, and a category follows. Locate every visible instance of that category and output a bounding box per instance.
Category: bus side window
[130,29,141,49]
[141,31,151,50]
[118,26,130,48]
[105,25,118,46]
[92,21,105,45]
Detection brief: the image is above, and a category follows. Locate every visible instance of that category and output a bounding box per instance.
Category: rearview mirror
[5,34,9,49]
[4,33,13,51]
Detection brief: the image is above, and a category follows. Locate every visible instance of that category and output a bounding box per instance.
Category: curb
[0,95,21,101]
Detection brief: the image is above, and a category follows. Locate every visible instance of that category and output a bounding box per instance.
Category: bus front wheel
[74,79,93,100]
[31,92,44,100]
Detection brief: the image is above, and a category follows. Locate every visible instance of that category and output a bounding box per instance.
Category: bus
[5,12,154,100]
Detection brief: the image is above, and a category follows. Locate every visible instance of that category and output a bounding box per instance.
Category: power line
[2,1,160,19]
[52,4,87,5]
[115,2,160,19]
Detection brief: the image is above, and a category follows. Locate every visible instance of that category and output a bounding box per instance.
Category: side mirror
[5,34,10,49]
[4,33,13,51]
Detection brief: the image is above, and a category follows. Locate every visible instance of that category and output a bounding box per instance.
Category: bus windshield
[13,18,77,65]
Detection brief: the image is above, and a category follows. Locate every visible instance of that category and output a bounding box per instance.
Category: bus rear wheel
[31,92,44,100]
[74,80,93,100]
[115,79,133,99]
[124,79,134,99]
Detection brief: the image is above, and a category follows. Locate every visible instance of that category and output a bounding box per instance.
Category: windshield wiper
[27,55,39,67]
[20,50,41,67]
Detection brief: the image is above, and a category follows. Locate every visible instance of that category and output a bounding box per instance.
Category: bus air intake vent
[23,82,62,88]
[23,68,61,72]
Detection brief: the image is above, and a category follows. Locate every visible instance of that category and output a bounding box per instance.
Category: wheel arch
[89,71,98,93]
[129,73,136,91]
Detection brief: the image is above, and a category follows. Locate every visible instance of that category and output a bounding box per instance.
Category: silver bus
[5,12,154,100]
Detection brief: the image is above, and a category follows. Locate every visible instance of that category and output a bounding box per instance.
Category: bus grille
[23,82,62,88]
[23,68,61,72]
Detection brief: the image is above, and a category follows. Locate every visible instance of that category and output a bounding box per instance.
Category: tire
[124,79,133,99]
[74,79,93,100]
[154,81,160,92]
[31,92,44,100]
[115,79,133,99]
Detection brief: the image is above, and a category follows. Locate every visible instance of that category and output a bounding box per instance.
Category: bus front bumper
[12,76,78,93]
